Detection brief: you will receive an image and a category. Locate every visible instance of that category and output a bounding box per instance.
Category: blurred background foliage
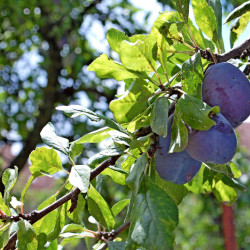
[0,0,249,249]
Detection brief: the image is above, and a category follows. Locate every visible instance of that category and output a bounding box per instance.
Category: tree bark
[221,203,237,250]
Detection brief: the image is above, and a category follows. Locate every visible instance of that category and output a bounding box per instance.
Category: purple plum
[186,113,237,164]
[155,115,201,184]
[202,62,250,128]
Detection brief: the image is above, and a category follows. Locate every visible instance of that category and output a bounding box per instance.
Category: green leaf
[109,241,126,250]
[151,162,188,205]
[186,165,246,204]
[101,167,127,185]
[47,203,67,241]
[230,162,241,178]
[69,143,84,161]
[69,165,90,193]
[0,226,10,249]
[74,127,113,144]
[111,199,130,217]
[21,172,43,202]
[127,105,152,133]
[2,166,18,204]
[150,96,169,137]
[110,79,154,123]
[46,240,58,249]
[121,149,141,172]
[87,185,115,230]
[208,0,224,53]
[108,130,132,147]
[56,105,130,136]
[172,0,190,23]
[176,94,220,130]
[66,194,86,223]
[17,220,37,250]
[87,54,138,81]
[126,154,148,192]
[0,193,9,215]
[224,1,250,23]
[120,34,157,73]
[37,233,47,250]
[60,224,85,234]
[181,52,203,98]
[29,147,63,175]
[107,28,130,53]
[157,21,185,46]
[203,162,234,178]
[128,178,178,249]
[169,110,188,153]
[33,194,57,234]
[40,122,69,155]
[185,165,209,194]
[230,12,250,47]
[87,146,123,167]
[192,0,217,43]
[213,180,238,205]
[186,19,215,51]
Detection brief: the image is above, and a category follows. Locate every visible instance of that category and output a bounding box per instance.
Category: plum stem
[206,48,218,64]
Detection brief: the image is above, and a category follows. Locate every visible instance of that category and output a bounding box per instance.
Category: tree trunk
[221,203,237,250]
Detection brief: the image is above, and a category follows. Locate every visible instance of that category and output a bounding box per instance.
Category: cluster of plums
[155,62,250,184]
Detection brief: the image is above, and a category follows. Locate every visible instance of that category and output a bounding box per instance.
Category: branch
[3,123,154,249]
[3,155,120,250]
[200,38,250,63]
[100,221,131,250]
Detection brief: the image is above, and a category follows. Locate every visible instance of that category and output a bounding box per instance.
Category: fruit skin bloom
[202,62,250,128]
[155,115,201,184]
[186,113,237,164]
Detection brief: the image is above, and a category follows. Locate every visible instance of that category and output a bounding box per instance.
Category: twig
[200,38,250,63]
[100,221,131,250]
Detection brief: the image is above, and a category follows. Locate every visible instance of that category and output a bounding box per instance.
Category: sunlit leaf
[208,0,224,52]
[230,12,250,47]
[224,1,250,23]
[110,79,154,123]
[88,54,138,81]
[2,166,18,204]
[192,0,217,43]
[69,165,90,193]
[29,147,63,175]
[172,0,190,23]
[182,52,203,98]
[120,35,157,73]
[107,28,130,53]
[74,127,113,144]
[40,123,69,155]
[87,185,115,230]
[176,94,220,130]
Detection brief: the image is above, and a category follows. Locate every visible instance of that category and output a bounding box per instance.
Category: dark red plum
[186,113,237,164]
[155,115,202,184]
[202,62,250,128]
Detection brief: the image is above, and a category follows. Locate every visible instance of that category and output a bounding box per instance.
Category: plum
[155,115,202,184]
[202,62,250,128]
[186,113,237,164]
[155,148,202,184]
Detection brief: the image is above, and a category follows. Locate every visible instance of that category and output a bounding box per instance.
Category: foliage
[0,0,250,249]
